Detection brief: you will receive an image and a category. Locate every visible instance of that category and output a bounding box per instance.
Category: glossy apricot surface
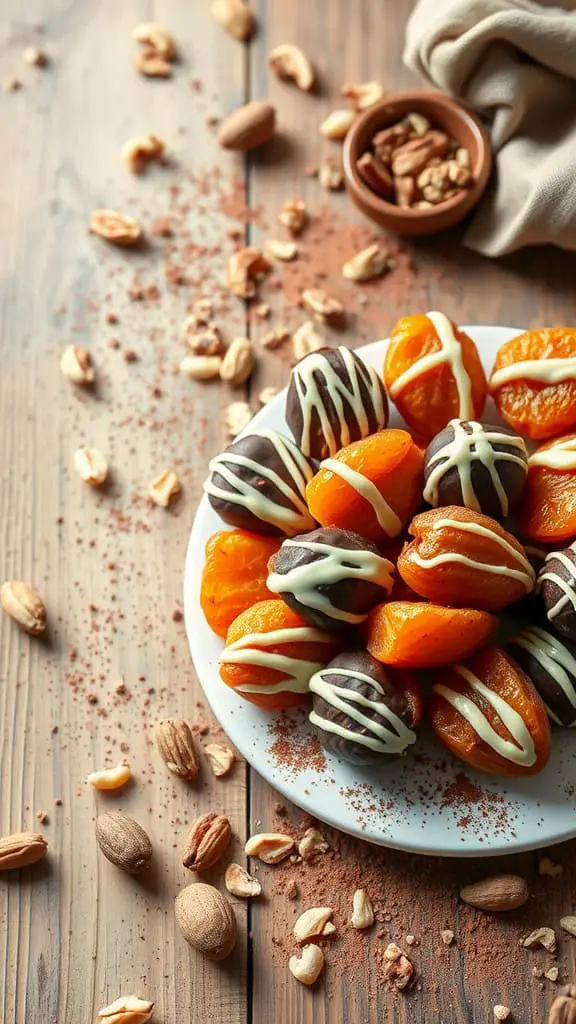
[366,600,496,669]
[200,530,281,638]
[517,434,576,543]
[490,328,576,440]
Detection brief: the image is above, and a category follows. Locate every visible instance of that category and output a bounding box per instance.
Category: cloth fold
[403,0,576,256]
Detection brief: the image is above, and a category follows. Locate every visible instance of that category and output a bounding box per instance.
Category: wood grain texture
[2,1,576,1023]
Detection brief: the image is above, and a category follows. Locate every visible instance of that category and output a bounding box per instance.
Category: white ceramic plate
[184,326,576,857]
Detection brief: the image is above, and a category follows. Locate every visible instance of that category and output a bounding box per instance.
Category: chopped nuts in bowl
[342,90,491,236]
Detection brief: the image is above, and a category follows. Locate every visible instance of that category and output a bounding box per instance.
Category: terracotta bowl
[342,90,492,236]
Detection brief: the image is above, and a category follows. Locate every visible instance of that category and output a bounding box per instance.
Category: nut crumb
[35,811,48,825]
[493,1007,510,1022]
[23,47,48,67]
[204,742,234,776]
[522,927,557,953]
[258,385,278,406]
[539,855,563,878]
[545,966,559,983]
[149,468,180,508]
[225,401,253,437]
[440,929,454,946]
[382,942,414,991]
[4,76,22,92]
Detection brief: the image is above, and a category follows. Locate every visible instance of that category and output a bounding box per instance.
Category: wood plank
[0,2,250,1022]
[247,2,576,1023]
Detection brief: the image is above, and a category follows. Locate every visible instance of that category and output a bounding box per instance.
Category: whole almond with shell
[218,100,276,151]
[175,882,237,960]
[0,831,47,870]
[182,812,232,871]
[95,812,153,875]
[460,874,529,911]
[0,581,47,635]
[155,719,199,780]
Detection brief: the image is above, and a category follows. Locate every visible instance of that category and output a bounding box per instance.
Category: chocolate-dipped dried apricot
[397,506,534,611]
[508,625,576,728]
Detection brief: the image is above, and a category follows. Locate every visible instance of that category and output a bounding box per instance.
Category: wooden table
[2,2,576,1022]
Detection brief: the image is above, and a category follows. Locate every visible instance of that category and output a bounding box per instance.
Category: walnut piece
[319,158,343,191]
[522,927,557,953]
[227,247,270,299]
[302,288,343,325]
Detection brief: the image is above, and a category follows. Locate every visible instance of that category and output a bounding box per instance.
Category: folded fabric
[404,0,576,256]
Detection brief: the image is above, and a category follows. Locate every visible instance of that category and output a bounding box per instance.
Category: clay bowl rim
[342,90,492,224]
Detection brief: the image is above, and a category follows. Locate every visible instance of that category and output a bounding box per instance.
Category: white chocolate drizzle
[293,346,386,457]
[529,436,576,471]
[320,457,402,537]
[267,539,394,624]
[219,625,330,694]
[205,428,316,535]
[388,312,474,418]
[490,356,576,391]
[511,625,576,727]
[411,517,534,589]
[433,664,537,767]
[540,545,576,621]
[309,667,417,754]
[423,419,527,516]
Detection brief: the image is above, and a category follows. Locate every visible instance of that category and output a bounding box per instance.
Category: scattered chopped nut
[4,76,21,92]
[134,51,172,77]
[179,355,222,380]
[560,916,576,937]
[181,323,225,356]
[533,967,544,979]
[383,942,414,991]
[279,199,307,234]
[121,134,165,173]
[23,47,48,67]
[225,862,262,898]
[149,468,180,507]
[441,929,454,946]
[298,827,329,860]
[133,22,176,76]
[219,337,255,385]
[97,994,154,1023]
[74,446,109,486]
[302,288,344,325]
[261,325,291,350]
[539,856,563,878]
[320,108,355,140]
[36,810,48,824]
[350,888,374,930]
[546,967,560,983]
[258,385,278,406]
[294,907,334,943]
[61,344,95,385]
[285,879,299,900]
[87,763,131,791]
[266,238,298,261]
[342,80,384,110]
[405,934,416,946]
[254,302,270,319]
[203,742,234,776]
[406,111,431,136]
[268,44,315,91]
[522,927,557,953]
[319,157,343,191]
[289,943,324,985]
[225,400,253,437]
[227,247,270,299]
[493,1006,510,1022]
[89,210,142,246]
[245,832,295,864]
[293,320,324,360]
[211,0,255,41]
[342,243,391,282]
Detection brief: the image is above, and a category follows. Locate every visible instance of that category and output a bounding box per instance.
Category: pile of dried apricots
[200,311,576,779]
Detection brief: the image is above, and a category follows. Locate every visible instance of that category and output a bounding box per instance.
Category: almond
[148,468,180,507]
[61,344,95,384]
[350,888,374,930]
[341,80,384,111]
[245,832,294,864]
[278,198,307,234]
[268,44,315,91]
[89,210,142,246]
[87,763,131,791]
[175,882,237,960]
[155,719,199,780]
[95,811,153,875]
[97,994,154,1024]
[182,812,231,871]
[294,906,333,942]
[342,243,391,282]
[218,100,276,151]
[204,742,234,776]
[0,831,48,870]
[211,0,255,41]
[219,337,255,385]
[289,944,324,985]
[0,580,46,635]
[225,862,262,898]
[179,355,222,380]
[320,108,355,140]
[74,446,109,486]
[460,874,529,912]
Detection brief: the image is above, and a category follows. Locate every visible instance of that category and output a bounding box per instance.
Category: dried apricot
[366,601,496,669]
[219,599,339,709]
[384,312,487,442]
[305,429,424,543]
[398,506,534,610]
[489,328,576,440]
[429,646,551,776]
[200,529,281,638]
[517,433,576,543]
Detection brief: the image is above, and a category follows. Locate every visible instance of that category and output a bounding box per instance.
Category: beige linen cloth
[404,0,576,256]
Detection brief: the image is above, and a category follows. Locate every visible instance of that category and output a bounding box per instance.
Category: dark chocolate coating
[508,626,576,727]
[309,650,416,765]
[205,429,316,536]
[267,527,392,630]
[540,543,576,640]
[286,346,388,461]
[423,420,528,519]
